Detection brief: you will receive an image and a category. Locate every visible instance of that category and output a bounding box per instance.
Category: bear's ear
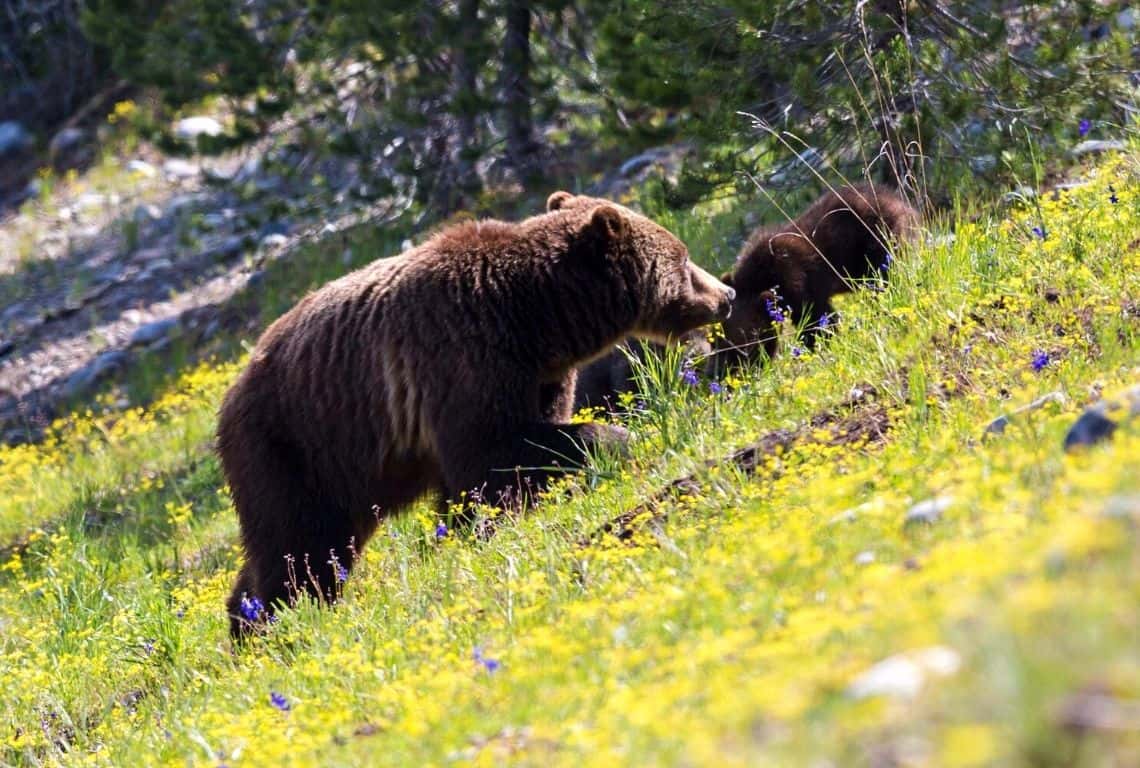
[588,204,626,242]
[547,191,575,212]
[720,271,735,286]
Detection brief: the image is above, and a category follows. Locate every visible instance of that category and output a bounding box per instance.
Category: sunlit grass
[1,156,1139,766]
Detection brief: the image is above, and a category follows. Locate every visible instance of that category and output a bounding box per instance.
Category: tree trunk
[502,0,540,179]
[455,0,482,195]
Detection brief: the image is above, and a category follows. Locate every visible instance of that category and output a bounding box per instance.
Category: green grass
[1,155,1139,767]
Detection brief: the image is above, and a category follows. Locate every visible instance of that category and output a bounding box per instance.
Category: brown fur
[217,193,734,636]
[574,184,919,410]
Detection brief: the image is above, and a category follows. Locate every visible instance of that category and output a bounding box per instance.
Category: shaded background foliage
[3,0,1138,211]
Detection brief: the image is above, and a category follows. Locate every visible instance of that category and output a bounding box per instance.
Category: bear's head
[547,191,735,343]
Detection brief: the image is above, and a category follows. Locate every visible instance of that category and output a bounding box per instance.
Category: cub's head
[709,272,780,373]
[547,191,735,343]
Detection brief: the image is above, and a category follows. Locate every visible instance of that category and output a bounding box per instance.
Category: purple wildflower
[1030,349,1050,372]
[708,381,723,395]
[765,297,785,323]
[435,522,448,539]
[791,346,804,358]
[818,312,832,329]
[1078,118,1091,138]
[1031,225,1047,240]
[681,367,699,386]
[336,565,349,583]
[239,595,264,622]
[473,647,501,674]
[880,251,894,273]
[269,692,290,711]
[1110,186,1119,205]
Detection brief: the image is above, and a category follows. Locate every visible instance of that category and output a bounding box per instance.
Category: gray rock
[60,350,130,400]
[1063,385,1140,451]
[233,157,262,184]
[246,270,266,289]
[254,175,284,194]
[202,164,238,184]
[258,220,290,239]
[127,160,157,178]
[970,155,997,173]
[905,496,954,525]
[76,193,107,210]
[133,204,164,225]
[847,646,961,701]
[129,318,180,347]
[174,116,223,141]
[1103,495,1140,521]
[1064,410,1118,450]
[0,121,31,156]
[163,159,201,180]
[206,235,247,261]
[138,259,174,281]
[168,193,205,215]
[0,340,13,359]
[48,128,87,165]
[1071,140,1126,157]
[985,390,1067,436]
[201,213,227,230]
[259,233,288,250]
[854,550,876,566]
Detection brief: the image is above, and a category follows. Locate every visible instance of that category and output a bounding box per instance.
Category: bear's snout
[689,263,735,320]
[719,286,736,319]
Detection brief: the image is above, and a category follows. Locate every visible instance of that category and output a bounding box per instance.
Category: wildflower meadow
[2,153,1140,766]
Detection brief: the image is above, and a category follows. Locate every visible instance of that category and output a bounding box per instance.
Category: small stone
[970,155,997,173]
[133,204,163,225]
[1063,410,1117,451]
[1071,140,1126,158]
[207,235,246,261]
[48,127,86,161]
[0,340,13,359]
[254,175,284,193]
[60,350,130,400]
[905,496,953,525]
[258,220,290,239]
[247,270,266,289]
[983,414,1009,436]
[163,159,201,180]
[201,213,227,229]
[127,160,157,178]
[129,318,180,347]
[76,193,106,210]
[174,116,223,141]
[259,233,288,250]
[848,646,961,701]
[1103,496,1140,521]
[854,550,876,566]
[0,121,31,156]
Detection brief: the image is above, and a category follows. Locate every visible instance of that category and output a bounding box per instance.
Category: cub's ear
[588,204,626,242]
[547,190,575,212]
[720,271,735,286]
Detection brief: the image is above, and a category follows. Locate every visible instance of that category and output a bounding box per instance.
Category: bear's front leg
[539,370,579,422]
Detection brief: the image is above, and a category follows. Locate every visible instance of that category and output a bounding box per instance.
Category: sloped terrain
[1,155,1139,767]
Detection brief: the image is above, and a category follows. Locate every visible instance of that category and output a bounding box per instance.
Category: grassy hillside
[2,157,1139,767]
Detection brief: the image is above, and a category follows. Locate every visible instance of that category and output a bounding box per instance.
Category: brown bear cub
[713,183,919,370]
[573,184,919,410]
[217,191,735,636]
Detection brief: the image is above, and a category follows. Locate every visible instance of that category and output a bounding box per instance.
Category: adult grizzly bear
[218,192,735,636]
[574,184,919,410]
